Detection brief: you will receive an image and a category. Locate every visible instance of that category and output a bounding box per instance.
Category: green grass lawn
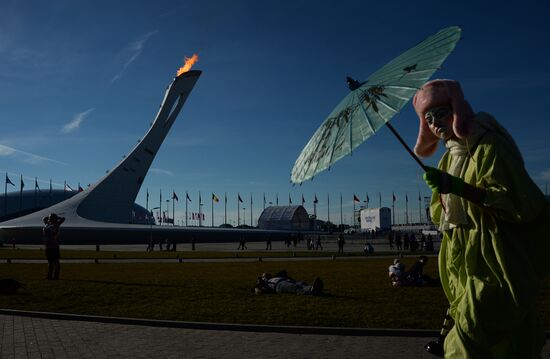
[0,258,549,329]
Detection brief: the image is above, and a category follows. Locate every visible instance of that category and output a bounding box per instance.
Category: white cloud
[150,168,173,176]
[62,108,94,134]
[0,143,67,165]
[0,144,16,156]
[111,30,158,83]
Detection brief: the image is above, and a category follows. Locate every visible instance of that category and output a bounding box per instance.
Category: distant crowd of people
[386,230,435,253]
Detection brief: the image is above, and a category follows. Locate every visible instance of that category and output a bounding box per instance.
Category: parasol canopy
[291,26,462,184]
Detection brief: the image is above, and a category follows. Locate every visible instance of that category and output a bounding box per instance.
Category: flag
[147,188,149,201]
[199,192,202,204]
[6,174,14,186]
[20,176,24,190]
[186,192,191,202]
[65,183,73,191]
[406,193,408,203]
[212,193,219,202]
[301,194,305,205]
[238,194,243,203]
[418,192,421,201]
[289,194,292,204]
[35,177,40,191]
[173,191,179,201]
[78,184,84,192]
[314,194,318,203]
[353,194,360,202]
[366,194,370,203]
[392,193,396,202]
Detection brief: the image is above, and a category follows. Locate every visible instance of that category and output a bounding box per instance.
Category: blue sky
[1,0,549,226]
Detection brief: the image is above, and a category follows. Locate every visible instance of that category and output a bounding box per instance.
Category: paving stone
[0,313,549,358]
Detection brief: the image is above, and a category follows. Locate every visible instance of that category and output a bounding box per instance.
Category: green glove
[423,166,465,195]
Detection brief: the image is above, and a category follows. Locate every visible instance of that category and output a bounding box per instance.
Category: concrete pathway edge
[0,308,440,337]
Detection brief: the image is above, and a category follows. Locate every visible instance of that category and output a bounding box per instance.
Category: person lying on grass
[253,270,323,296]
[388,256,439,287]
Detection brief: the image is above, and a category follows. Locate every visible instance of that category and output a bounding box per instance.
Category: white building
[360,207,391,231]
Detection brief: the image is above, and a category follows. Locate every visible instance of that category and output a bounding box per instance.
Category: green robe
[430,112,550,358]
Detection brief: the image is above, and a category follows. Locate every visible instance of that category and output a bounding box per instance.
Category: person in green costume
[413,79,550,358]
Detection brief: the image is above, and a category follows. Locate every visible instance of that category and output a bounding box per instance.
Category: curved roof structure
[0,190,151,224]
[258,205,310,231]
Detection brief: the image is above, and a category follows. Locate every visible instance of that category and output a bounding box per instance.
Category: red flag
[353,194,360,202]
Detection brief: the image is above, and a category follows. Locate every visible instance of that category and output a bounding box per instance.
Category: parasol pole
[385,122,427,171]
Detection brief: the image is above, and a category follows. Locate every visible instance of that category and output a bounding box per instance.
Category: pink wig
[412,79,475,158]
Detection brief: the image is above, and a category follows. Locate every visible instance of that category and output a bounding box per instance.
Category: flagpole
[392,192,396,226]
[146,188,149,211]
[313,194,317,232]
[353,194,356,228]
[172,190,175,227]
[237,193,240,226]
[49,179,52,206]
[224,192,227,225]
[185,191,189,227]
[4,173,7,217]
[418,191,422,224]
[19,174,23,212]
[327,193,330,226]
[313,194,317,219]
[250,193,253,227]
[159,189,162,225]
[379,192,382,208]
[34,177,38,208]
[276,193,278,206]
[211,192,214,227]
[263,192,266,211]
[198,191,202,227]
[405,192,409,225]
[340,192,343,229]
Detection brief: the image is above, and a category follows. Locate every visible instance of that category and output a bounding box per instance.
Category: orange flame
[176,54,199,76]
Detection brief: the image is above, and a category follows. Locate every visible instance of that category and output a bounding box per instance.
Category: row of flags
[146,188,424,208]
[5,173,424,207]
[4,173,84,193]
[353,192,422,204]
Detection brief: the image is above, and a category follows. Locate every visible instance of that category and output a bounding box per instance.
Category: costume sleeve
[473,132,546,223]
[429,151,451,224]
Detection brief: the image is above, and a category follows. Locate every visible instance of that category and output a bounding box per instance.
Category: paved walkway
[1,312,549,358]
[0,313,438,358]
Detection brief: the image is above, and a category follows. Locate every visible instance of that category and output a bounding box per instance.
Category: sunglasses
[425,106,452,125]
